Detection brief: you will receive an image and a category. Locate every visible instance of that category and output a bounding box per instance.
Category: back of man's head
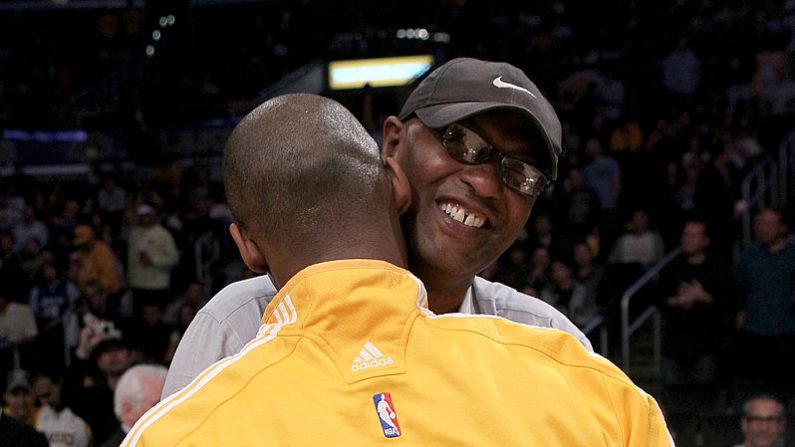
[114,364,167,429]
[224,94,405,278]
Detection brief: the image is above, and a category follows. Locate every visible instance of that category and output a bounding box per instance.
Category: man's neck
[427,289,468,314]
[421,270,473,314]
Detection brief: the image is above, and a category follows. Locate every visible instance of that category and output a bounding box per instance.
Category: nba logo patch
[372,392,401,438]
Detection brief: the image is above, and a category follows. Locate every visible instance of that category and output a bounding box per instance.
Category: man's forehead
[749,399,782,415]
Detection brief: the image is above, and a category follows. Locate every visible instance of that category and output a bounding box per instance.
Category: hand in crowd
[735,310,747,330]
[667,280,711,309]
[75,317,114,360]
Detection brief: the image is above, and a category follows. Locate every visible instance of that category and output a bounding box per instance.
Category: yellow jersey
[124,260,672,446]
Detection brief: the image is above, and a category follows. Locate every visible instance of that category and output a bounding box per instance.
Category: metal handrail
[195,231,220,288]
[620,247,683,373]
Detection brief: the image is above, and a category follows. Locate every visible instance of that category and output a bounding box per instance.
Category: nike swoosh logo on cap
[492,76,537,98]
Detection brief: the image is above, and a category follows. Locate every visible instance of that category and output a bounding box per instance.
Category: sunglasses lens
[501,158,547,196]
[441,124,548,197]
[443,125,492,164]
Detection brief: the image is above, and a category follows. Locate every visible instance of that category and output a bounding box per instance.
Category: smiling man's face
[394,111,540,294]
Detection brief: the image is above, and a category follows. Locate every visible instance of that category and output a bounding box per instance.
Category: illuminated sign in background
[328,55,433,90]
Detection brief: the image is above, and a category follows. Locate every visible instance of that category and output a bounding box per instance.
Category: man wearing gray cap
[163,58,590,397]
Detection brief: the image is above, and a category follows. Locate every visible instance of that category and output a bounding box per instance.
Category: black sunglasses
[439,123,549,197]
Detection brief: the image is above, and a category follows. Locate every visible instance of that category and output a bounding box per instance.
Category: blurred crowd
[0,161,242,443]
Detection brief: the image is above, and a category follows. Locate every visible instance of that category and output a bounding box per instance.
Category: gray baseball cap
[399,57,562,180]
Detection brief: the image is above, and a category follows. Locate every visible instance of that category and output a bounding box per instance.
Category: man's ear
[384,156,411,215]
[381,115,411,213]
[381,116,404,160]
[229,223,269,273]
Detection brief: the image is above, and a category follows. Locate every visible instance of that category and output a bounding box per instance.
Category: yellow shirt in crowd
[123,260,672,446]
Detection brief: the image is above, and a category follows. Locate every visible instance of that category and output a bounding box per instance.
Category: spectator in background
[0,232,27,299]
[0,286,37,374]
[123,303,171,364]
[0,232,24,292]
[126,204,178,315]
[695,144,740,259]
[541,260,597,327]
[12,205,49,253]
[29,263,79,330]
[0,232,16,265]
[661,37,701,97]
[164,303,196,365]
[102,364,166,447]
[177,190,220,286]
[0,407,48,447]
[32,373,92,447]
[656,220,735,388]
[62,336,134,446]
[556,167,601,243]
[0,289,37,346]
[29,262,79,373]
[738,394,787,447]
[32,373,55,407]
[0,191,24,232]
[494,241,532,290]
[527,214,568,261]
[526,214,555,251]
[526,245,552,293]
[52,200,81,241]
[597,69,626,121]
[19,239,46,281]
[163,281,205,326]
[2,370,35,425]
[70,224,122,296]
[735,208,795,397]
[572,241,605,308]
[78,280,122,324]
[97,177,127,232]
[608,210,665,267]
[581,137,621,248]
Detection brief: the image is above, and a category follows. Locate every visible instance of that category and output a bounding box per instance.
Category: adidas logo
[350,341,394,372]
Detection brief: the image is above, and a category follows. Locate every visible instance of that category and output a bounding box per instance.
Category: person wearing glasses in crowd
[124,93,671,446]
[163,57,593,397]
[737,394,787,447]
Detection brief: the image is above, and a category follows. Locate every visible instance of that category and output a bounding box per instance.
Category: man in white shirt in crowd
[0,287,37,374]
[33,373,91,447]
[127,204,179,316]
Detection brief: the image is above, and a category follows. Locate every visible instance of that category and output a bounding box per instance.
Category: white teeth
[438,202,486,228]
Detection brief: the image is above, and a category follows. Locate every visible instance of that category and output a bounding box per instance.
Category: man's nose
[458,161,503,199]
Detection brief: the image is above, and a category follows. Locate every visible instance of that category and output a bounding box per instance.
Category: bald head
[225,94,382,239]
[224,94,407,281]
